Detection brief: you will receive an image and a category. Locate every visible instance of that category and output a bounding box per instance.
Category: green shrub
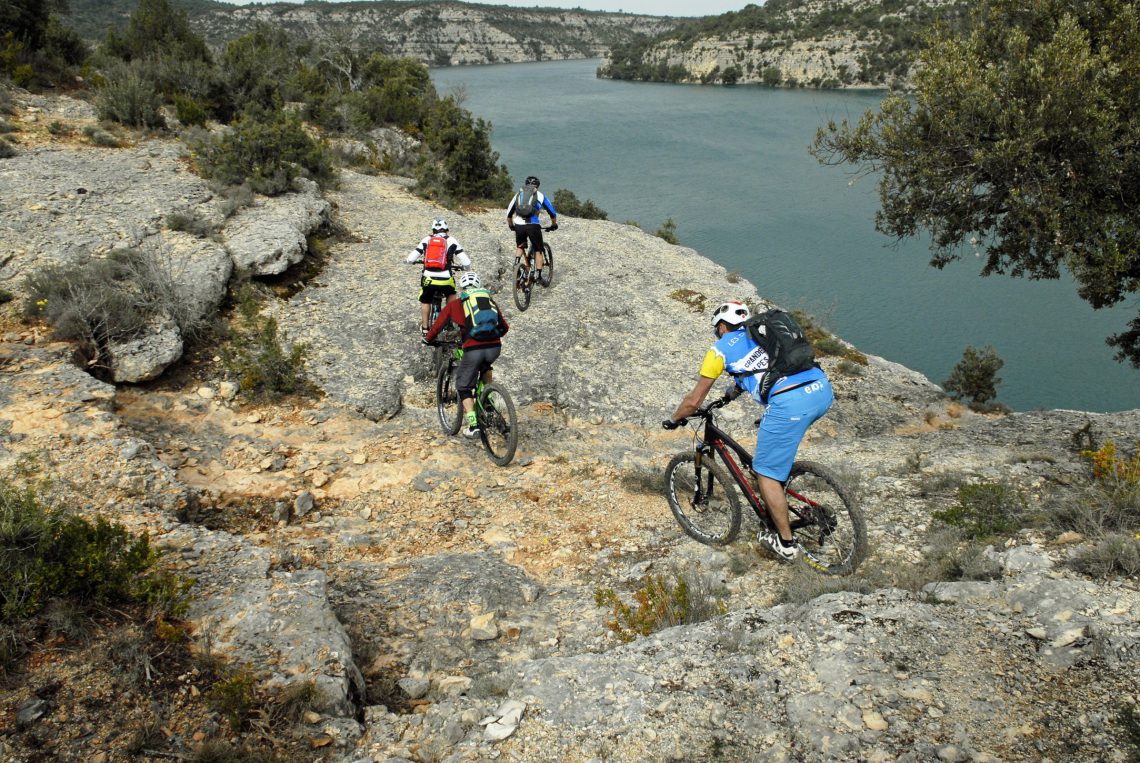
[0,136,14,158]
[95,61,165,128]
[0,288,13,305]
[173,93,209,128]
[23,248,210,366]
[552,188,608,220]
[594,570,725,643]
[220,285,310,400]
[655,217,679,244]
[0,481,191,672]
[933,480,1025,540]
[943,345,1004,408]
[82,124,120,147]
[189,107,336,195]
[415,95,512,204]
[207,668,258,730]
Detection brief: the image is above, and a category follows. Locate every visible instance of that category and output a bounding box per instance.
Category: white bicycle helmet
[458,271,482,290]
[431,218,448,234]
[710,301,751,335]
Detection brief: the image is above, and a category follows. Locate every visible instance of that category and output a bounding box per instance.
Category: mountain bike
[664,396,866,575]
[413,264,462,372]
[432,340,518,466]
[513,226,555,312]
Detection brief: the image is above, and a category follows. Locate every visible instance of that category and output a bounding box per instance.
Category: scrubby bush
[0,481,191,673]
[95,61,165,129]
[172,93,209,128]
[0,136,15,158]
[103,0,211,65]
[655,217,679,244]
[553,188,607,220]
[82,124,120,147]
[933,480,1025,540]
[595,570,725,643]
[220,285,310,401]
[943,345,1005,408]
[23,248,209,367]
[790,308,868,365]
[189,107,336,195]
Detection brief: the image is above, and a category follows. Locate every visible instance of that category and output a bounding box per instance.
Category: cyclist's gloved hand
[721,385,743,403]
[508,221,515,230]
[662,418,680,430]
[549,221,558,231]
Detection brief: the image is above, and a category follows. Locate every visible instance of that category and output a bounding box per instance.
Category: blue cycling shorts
[752,374,833,482]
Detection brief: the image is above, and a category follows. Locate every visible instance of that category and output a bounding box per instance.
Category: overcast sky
[213,1,751,17]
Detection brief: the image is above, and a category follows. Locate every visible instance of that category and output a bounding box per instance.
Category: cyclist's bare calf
[420,292,458,331]
[755,473,795,542]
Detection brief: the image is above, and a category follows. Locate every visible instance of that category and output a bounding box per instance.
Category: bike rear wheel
[478,384,518,466]
[784,461,867,575]
[539,243,553,287]
[664,452,741,546]
[513,260,531,312]
[435,357,462,435]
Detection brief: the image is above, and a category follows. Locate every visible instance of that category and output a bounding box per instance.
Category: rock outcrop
[0,104,329,381]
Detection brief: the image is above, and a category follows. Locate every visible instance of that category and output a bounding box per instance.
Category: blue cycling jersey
[699,327,825,404]
[508,190,557,225]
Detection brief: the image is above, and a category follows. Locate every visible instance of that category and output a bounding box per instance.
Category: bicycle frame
[690,404,821,533]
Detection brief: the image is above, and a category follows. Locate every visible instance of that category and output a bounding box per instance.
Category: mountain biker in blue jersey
[506,176,557,284]
[663,300,833,562]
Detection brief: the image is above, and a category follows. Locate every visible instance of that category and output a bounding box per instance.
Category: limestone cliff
[66,0,678,67]
[599,0,971,89]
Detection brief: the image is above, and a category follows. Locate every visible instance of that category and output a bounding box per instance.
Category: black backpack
[515,184,539,217]
[741,309,816,401]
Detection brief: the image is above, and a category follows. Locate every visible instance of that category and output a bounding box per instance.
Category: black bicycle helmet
[525,175,540,187]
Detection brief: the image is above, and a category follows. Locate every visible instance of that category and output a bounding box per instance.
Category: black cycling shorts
[514,223,544,253]
[456,344,501,399]
[419,279,456,304]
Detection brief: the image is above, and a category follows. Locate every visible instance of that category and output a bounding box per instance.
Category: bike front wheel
[513,261,531,312]
[785,461,867,576]
[664,452,741,546]
[539,244,553,287]
[478,384,518,466]
[435,359,462,435]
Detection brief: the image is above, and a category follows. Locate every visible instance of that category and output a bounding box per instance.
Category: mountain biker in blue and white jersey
[406,218,471,335]
[663,300,834,562]
[506,176,557,284]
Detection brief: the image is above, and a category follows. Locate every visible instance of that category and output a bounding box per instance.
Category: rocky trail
[0,96,1137,762]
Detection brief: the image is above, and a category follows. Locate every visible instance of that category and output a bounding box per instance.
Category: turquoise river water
[432,59,1138,413]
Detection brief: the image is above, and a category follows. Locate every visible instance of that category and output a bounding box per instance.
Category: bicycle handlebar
[665,395,731,429]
